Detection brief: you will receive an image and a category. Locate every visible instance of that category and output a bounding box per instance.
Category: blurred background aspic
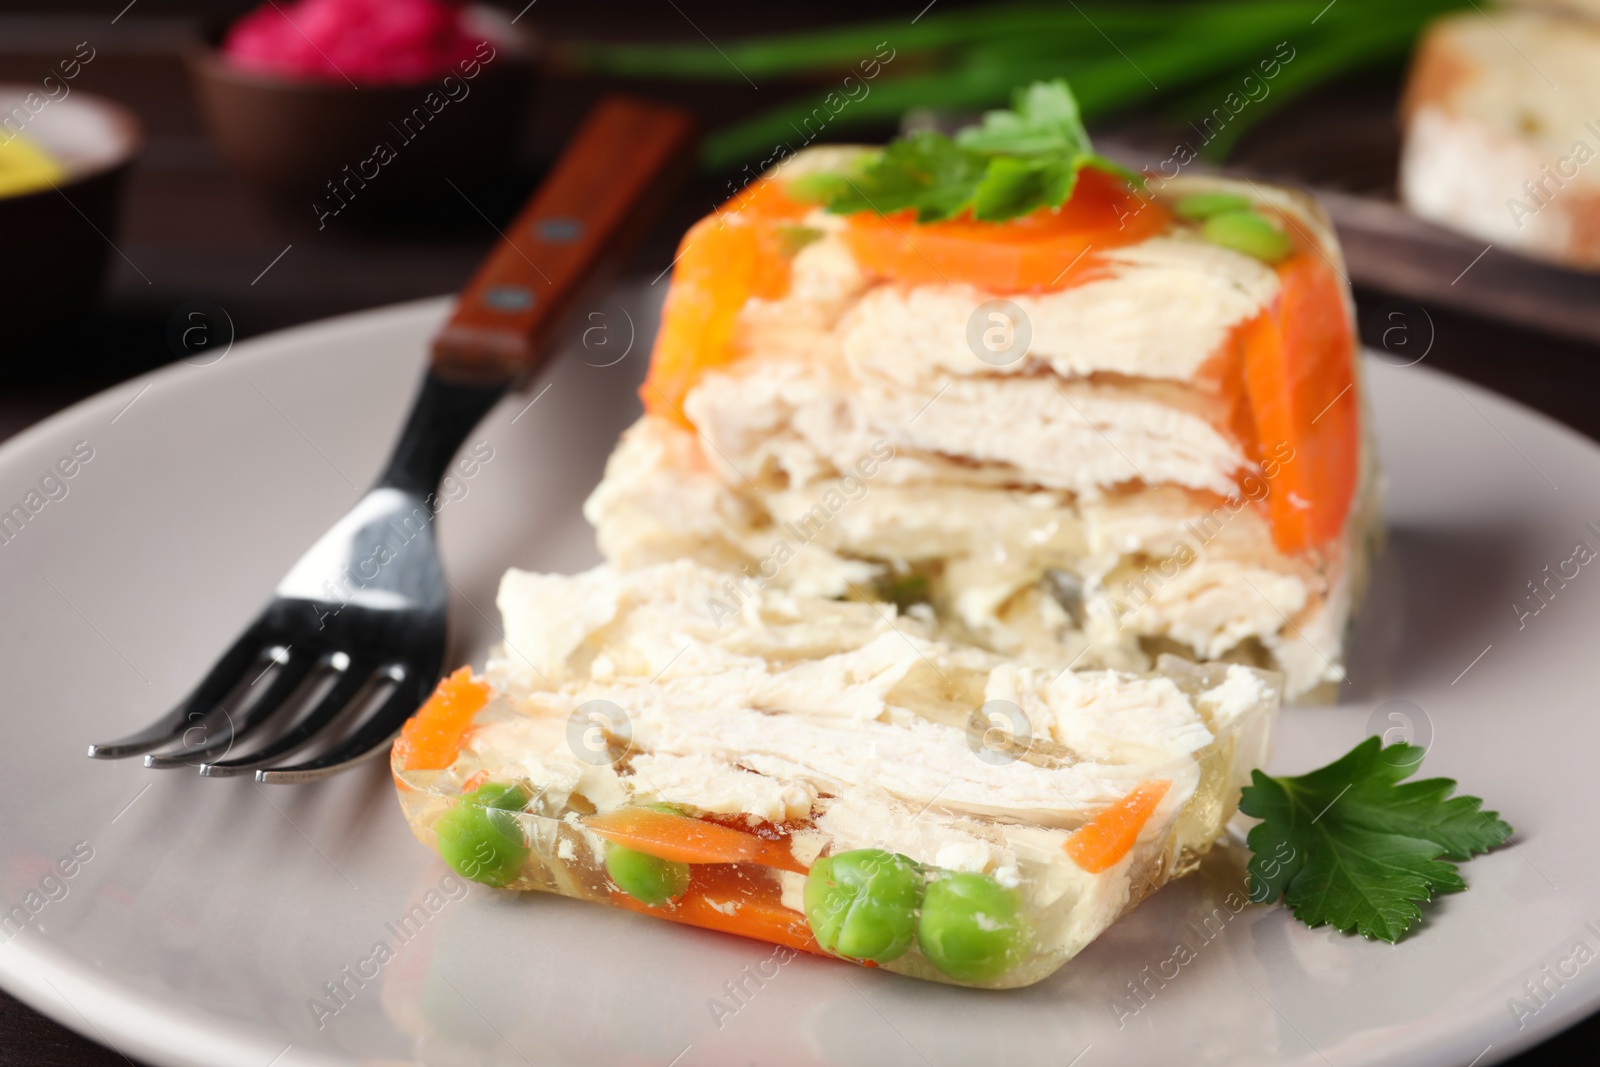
[2,0,1600,1063]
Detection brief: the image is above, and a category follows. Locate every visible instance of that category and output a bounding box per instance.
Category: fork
[87,96,695,784]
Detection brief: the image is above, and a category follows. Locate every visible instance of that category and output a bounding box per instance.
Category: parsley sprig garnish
[1241,738,1513,942]
[803,80,1141,224]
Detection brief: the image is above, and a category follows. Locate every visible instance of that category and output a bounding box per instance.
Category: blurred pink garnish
[222,0,487,85]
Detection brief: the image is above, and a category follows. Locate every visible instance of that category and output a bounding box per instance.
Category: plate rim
[0,297,1596,1067]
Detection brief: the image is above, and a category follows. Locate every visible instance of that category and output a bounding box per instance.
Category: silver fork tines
[88,96,699,784]
[87,374,505,783]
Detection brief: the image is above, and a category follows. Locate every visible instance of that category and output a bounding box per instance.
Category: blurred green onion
[563,0,1467,171]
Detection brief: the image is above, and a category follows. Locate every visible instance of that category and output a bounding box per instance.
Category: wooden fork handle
[430,96,696,383]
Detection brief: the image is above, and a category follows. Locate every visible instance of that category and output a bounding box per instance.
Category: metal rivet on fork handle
[534,217,583,243]
[482,285,534,312]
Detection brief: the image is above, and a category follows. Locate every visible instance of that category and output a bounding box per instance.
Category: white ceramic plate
[1,293,1597,1067]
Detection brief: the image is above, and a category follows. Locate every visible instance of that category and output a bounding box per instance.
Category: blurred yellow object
[0,134,66,198]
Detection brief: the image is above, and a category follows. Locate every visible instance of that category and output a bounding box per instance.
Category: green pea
[786,172,851,205]
[435,783,530,888]
[916,872,1028,983]
[1174,192,1252,220]
[643,801,687,815]
[776,224,825,257]
[804,849,924,963]
[606,845,691,906]
[878,572,930,611]
[1202,209,1292,263]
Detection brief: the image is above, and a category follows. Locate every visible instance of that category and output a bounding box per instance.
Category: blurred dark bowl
[187,5,536,211]
[0,87,141,338]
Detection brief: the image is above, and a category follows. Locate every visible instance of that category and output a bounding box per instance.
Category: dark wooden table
[0,4,1595,1064]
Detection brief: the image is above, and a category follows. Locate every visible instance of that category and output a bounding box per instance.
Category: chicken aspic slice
[393,561,1279,988]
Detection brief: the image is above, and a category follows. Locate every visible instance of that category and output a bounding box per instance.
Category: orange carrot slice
[609,863,827,956]
[842,168,1169,293]
[1237,251,1360,554]
[392,667,492,771]
[640,178,808,425]
[586,807,809,874]
[1064,780,1172,874]
[640,170,1166,427]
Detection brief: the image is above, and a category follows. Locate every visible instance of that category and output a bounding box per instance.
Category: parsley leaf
[1240,738,1513,943]
[956,78,1094,157]
[818,79,1139,224]
[823,131,989,222]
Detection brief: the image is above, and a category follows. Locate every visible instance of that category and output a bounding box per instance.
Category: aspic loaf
[1400,5,1600,270]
